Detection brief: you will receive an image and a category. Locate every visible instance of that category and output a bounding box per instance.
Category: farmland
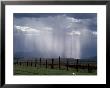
[14,57,97,75]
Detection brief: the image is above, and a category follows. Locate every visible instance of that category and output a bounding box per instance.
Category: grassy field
[14,65,97,75]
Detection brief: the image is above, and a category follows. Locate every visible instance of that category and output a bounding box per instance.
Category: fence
[14,57,97,73]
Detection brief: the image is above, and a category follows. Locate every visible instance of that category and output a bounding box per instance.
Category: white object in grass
[72,72,75,75]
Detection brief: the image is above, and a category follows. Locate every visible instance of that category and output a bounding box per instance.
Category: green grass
[14,65,97,75]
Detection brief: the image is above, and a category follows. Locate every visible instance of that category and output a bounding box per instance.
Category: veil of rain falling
[14,13,97,59]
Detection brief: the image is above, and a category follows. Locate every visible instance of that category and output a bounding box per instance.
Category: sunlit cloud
[67,31,81,36]
[66,17,80,23]
[15,25,41,34]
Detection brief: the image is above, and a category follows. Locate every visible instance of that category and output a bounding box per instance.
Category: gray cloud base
[14,13,97,59]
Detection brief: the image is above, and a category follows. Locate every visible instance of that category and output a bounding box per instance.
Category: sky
[13,13,97,59]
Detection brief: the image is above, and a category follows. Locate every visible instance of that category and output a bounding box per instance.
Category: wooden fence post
[17,60,18,65]
[51,59,54,69]
[88,64,89,72]
[28,61,30,66]
[36,59,37,64]
[88,64,92,73]
[31,61,32,67]
[22,61,23,66]
[46,59,47,69]
[76,59,78,72]
[67,59,69,71]
[40,58,41,67]
[27,61,28,66]
[20,61,21,66]
[18,61,19,65]
[59,56,61,69]
[35,60,36,67]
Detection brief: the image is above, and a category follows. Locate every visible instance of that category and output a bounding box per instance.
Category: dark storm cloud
[14,13,97,32]
[14,13,96,19]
